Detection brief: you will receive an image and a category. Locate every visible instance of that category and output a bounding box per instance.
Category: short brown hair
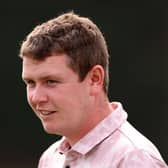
[19,11,110,93]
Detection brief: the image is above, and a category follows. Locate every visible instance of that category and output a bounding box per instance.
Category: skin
[22,53,113,145]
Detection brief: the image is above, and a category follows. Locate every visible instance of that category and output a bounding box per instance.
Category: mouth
[39,111,57,117]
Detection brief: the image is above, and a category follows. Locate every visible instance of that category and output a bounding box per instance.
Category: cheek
[26,89,33,107]
[70,87,90,111]
[54,86,81,108]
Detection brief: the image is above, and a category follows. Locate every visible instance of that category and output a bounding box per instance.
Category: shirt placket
[63,150,81,168]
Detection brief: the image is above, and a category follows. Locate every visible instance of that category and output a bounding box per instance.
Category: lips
[38,110,56,117]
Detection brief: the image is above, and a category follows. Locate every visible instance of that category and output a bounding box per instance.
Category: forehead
[22,54,72,79]
[23,52,69,64]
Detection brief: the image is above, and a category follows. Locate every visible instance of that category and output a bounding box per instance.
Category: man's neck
[66,95,114,146]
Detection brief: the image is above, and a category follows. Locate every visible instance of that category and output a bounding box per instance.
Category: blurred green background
[0,0,167,167]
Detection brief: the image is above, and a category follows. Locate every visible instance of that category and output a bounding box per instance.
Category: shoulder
[118,149,168,168]
[116,122,167,167]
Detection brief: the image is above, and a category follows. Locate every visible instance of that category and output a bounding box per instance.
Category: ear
[88,65,104,95]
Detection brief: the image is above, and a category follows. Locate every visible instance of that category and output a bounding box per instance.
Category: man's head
[19,11,110,94]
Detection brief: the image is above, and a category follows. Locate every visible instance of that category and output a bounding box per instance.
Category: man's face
[22,54,93,137]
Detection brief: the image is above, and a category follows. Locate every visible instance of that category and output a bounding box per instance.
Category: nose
[28,85,48,106]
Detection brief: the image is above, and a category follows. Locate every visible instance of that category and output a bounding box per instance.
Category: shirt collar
[57,102,127,155]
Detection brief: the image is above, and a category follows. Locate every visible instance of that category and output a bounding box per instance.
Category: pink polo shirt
[38,102,168,168]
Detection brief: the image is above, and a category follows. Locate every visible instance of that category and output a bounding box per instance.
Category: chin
[42,124,59,134]
[44,129,56,134]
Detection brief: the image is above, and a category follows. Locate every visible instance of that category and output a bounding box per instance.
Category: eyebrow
[22,74,63,82]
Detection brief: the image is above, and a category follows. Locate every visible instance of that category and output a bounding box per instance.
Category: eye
[24,80,35,87]
[47,80,58,85]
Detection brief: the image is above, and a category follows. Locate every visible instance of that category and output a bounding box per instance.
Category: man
[19,11,167,167]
